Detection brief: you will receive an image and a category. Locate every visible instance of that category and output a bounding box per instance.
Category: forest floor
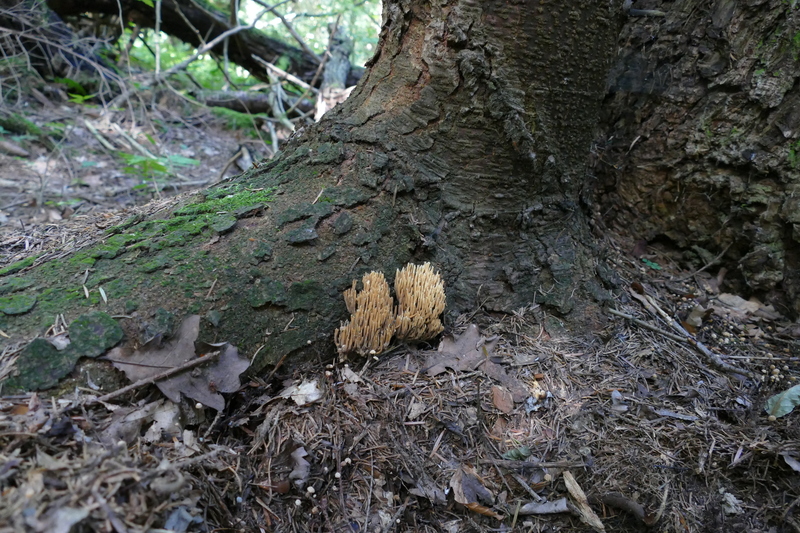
[1,95,800,533]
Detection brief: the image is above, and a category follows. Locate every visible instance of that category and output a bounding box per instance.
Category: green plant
[119,153,200,193]
[788,140,800,168]
[212,107,264,131]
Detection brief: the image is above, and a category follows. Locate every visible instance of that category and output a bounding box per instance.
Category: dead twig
[90,351,221,404]
[613,296,757,379]
[608,308,690,343]
[250,0,321,63]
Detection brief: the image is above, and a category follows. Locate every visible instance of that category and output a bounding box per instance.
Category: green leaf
[765,385,800,418]
[138,0,154,6]
[501,446,531,461]
[167,155,201,166]
[641,258,662,270]
[54,77,87,95]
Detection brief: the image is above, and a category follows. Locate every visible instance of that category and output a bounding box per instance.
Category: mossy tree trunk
[0,0,623,388]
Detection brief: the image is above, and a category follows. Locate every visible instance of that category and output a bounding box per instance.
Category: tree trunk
[0,0,624,390]
[598,0,800,318]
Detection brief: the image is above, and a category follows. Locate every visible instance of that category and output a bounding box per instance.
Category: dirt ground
[1,95,800,533]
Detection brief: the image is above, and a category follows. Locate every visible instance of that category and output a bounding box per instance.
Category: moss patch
[286,280,326,311]
[0,277,35,295]
[68,312,124,358]
[323,187,375,207]
[3,338,76,391]
[0,256,38,276]
[0,294,37,315]
[174,187,275,216]
[4,312,123,391]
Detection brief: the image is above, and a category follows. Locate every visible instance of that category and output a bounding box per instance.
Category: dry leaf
[289,447,311,486]
[407,400,428,420]
[48,507,90,533]
[479,359,528,402]
[563,470,605,532]
[142,401,182,443]
[721,492,743,515]
[425,324,495,376]
[103,400,165,445]
[685,305,706,328]
[518,497,569,515]
[717,293,760,314]
[450,466,494,506]
[610,390,628,413]
[110,315,249,411]
[782,454,800,473]
[426,325,527,402]
[341,366,363,383]
[491,386,513,414]
[464,502,503,520]
[278,379,322,406]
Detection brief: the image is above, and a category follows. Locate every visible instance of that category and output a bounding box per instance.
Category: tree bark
[598,0,800,317]
[0,0,624,390]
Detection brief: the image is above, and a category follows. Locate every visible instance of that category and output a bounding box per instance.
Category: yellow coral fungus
[334,271,396,356]
[394,262,446,342]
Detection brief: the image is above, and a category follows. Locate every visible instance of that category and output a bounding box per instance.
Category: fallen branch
[90,351,220,404]
[111,11,270,107]
[611,300,757,380]
[252,55,319,94]
[250,0,322,63]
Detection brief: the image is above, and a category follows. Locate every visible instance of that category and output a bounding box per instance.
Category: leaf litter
[107,315,249,411]
[1,247,800,532]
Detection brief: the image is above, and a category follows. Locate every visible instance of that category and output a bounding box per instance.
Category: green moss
[0,294,36,315]
[3,312,123,391]
[252,242,273,263]
[0,277,34,295]
[0,255,38,276]
[210,214,238,233]
[286,280,325,311]
[249,279,287,308]
[323,187,375,207]
[68,312,124,358]
[3,338,77,391]
[104,214,145,235]
[72,254,97,267]
[85,274,116,289]
[174,187,275,216]
[91,233,142,259]
[277,202,335,226]
[140,255,173,273]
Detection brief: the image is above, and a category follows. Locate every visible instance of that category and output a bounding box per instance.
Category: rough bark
[0,0,624,390]
[598,0,800,317]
